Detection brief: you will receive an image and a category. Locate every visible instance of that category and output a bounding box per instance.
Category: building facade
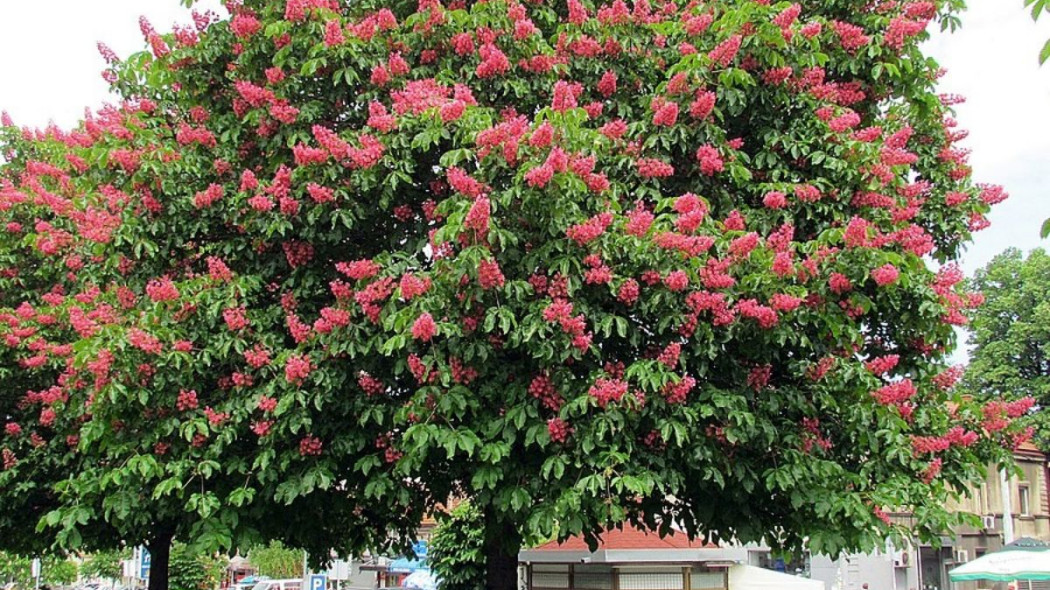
[517,524,821,590]
[944,443,1050,590]
[796,443,1050,590]
[515,444,1050,590]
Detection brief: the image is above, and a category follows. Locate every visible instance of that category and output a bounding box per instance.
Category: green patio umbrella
[950,538,1050,582]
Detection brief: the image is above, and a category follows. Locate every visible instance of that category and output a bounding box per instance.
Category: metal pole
[915,547,923,590]
[1000,468,1017,590]
[1001,468,1015,544]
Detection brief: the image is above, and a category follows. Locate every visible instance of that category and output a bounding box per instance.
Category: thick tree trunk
[483,540,518,590]
[146,529,174,590]
[483,517,520,590]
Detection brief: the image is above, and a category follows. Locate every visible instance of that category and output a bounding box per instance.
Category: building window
[1019,484,1031,516]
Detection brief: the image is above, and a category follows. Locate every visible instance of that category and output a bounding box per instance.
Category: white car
[251,579,303,590]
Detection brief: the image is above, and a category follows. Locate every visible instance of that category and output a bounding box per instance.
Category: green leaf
[1040,39,1050,65]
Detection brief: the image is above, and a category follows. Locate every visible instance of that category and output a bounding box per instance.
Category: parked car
[251,579,301,590]
[234,577,269,590]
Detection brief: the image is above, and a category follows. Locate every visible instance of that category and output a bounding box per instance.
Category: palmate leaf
[1041,38,1050,65]
[1026,0,1050,21]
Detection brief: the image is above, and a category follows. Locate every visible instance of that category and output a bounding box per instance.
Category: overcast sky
[0,0,1047,275]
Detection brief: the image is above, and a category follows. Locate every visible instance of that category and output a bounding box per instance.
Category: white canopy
[950,538,1050,582]
[728,564,823,590]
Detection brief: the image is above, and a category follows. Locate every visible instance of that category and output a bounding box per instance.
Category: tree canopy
[0,0,1030,587]
[961,247,1047,447]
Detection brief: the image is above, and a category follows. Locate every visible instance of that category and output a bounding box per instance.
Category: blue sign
[140,547,152,580]
[309,574,327,590]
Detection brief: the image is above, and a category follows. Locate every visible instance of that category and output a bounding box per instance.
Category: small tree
[169,544,225,590]
[429,502,485,590]
[81,549,130,582]
[41,556,79,587]
[247,542,303,580]
[0,552,31,588]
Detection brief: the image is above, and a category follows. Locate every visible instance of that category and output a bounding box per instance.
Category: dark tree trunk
[483,517,520,590]
[146,529,174,590]
[484,540,518,590]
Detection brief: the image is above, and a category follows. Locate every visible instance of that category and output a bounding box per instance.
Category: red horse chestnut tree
[0,0,1031,589]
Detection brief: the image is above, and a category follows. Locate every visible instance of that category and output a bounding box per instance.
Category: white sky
[0,1,1046,270]
[0,1,219,128]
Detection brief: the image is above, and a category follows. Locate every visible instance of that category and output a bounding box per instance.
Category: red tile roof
[531,523,716,551]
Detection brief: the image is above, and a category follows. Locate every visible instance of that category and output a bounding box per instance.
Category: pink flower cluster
[871,379,916,405]
[543,299,592,350]
[176,389,199,411]
[529,374,562,411]
[871,264,900,286]
[299,435,323,456]
[400,274,431,300]
[657,342,681,368]
[146,278,179,302]
[708,35,742,67]
[336,259,380,280]
[223,307,249,331]
[662,375,695,404]
[127,328,162,355]
[736,299,778,328]
[864,354,899,375]
[478,259,505,289]
[547,417,572,443]
[566,212,613,245]
[464,196,491,235]
[635,158,675,178]
[589,377,628,407]
[358,371,385,395]
[695,145,724,176]
[911,426,979,454]
[285,354,312,384]
[748,365,772,391]
[618,279,640,305]
[412,312,438,342]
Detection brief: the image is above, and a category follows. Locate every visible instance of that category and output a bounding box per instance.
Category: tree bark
[483,518,520,590]
[146,529,174,590]
[484,542,518,590]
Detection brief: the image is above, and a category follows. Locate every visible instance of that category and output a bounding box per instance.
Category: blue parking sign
[309,574,327,590]
[140,547,152,580]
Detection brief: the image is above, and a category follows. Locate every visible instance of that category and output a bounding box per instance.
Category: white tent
[728,564,823,590]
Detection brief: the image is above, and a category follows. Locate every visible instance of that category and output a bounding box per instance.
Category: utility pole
[1001,469,1015,544]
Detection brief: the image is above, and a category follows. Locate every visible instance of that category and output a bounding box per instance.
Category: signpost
[308,574,327,590]
[139,547,152,581]
[31,558,41,590]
